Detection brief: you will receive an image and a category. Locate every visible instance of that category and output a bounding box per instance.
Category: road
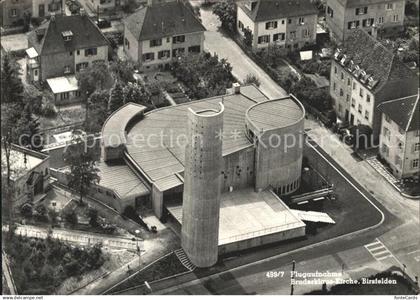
[200,7,286,100]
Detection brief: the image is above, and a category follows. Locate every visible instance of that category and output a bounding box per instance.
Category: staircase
[174,248,196,271]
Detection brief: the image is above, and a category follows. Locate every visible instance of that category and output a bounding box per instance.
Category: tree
[212,0,236,32]
[123,82,151,106]
[243,27,253,47]
[76,62,114,98]
[20,203,33,218]
[63,131,100,204]
[110,60,136,84]
[244,74,261,87]
[63,209,78,227]
[86,90,110,133]
[34,204,48,222]
[88,208,99,227]
[1,54,24,106]
[108,82,125,114]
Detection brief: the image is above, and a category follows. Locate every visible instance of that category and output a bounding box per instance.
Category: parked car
[95,18,111,29]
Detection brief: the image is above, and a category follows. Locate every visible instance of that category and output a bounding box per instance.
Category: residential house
[123,0,206,70]
[1,144,50,212]
[237,0,318,51]
[31,0,63,19]
[325,0,405,42]
[0,0,31,28]
[378,92,419,179]
[330,29,418,140]
[26,14,109,104]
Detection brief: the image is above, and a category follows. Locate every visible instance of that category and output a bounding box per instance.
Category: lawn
[107,252,188,294]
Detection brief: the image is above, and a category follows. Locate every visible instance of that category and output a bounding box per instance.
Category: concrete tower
[181,103,224,268]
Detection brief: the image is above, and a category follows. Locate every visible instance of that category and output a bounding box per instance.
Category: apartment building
[378,93,419,179]
[123,0,205,70]
[237,0,318,50]
[325,0,405,42]
[26,14,109,104]
[330,29,418,140]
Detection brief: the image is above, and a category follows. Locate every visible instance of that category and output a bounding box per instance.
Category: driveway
[200,7,286,100]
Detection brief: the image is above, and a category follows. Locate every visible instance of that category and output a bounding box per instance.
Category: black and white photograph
[1,0,419,298]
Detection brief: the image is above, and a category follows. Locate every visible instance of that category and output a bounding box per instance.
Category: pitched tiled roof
[335,29,418,94]
[28,15,109,55]
[124,1,205,41]
[340,0,398,8]
[238,0,318,22]
[378,93,420,132]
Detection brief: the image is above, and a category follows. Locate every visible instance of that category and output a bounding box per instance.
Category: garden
[3,233,105,295]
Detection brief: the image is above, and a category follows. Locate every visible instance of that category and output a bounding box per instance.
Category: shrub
[63,209,78,226]
[244,74,261,87]
[42,102,57,118]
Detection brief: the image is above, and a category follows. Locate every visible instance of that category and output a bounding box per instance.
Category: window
[273,33,285,42]
[327,6,334,18]
[150,39,162,47]
[351,98,356,107]
[60,92,69,100]
[334,66,337,74]
[340,88,344,96]
[347,78,351,86]
[298,17,305,24]
[383,127,390,140]
[69,51,73,56]
[265,21,277,29]
[258,35,270,44]
[158,50,170,59]
[288,18,292,24]
[378,16,384,24]
[386,3,394,10]
[355,7,367,15]
[385,114,391,123]
[393,15,399,22]
[382,143,389,157]
[358,104,362,113]
[124,38,130,49]
[414,143,420,152]
[364,110,369,120]
[366,95,371,102]
[341,72,344,80]
[346,94,350,102]
[302,29,309,38]
[10,9,17,17]
[172,48,185,57]
[359,87,364,98]
[416,130,420,137]
[64,66,71,74]
[333,82,336,91]
[338,103,343,113]
[188,45,201,53]
[238,20,244,30]
[289,31,296,39]
[353,82,356,90]
[142,52,154,62]
[412,159,419,169]
[363,18,374,27]
[77,50,80,55]
[34,69,38,76]
[397,138,403,149]
[395,155,402,166]
[173,35,185,44]
[84,48,97,56]
[348,21,360,29]
[281,20,285,24]
[76,62,88,71]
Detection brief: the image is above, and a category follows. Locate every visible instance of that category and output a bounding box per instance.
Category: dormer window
[340,54,347,66]
[245,0,257,10]
[62,31,73,41]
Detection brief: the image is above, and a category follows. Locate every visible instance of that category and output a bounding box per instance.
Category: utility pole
[290,260,296,295]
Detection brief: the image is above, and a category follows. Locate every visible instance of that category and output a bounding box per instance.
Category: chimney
[232,82,241,94]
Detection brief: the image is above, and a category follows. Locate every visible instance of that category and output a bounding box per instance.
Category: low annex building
[123,0,205,70]
[100,84,307,267]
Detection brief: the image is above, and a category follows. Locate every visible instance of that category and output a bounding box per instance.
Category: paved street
[200,7,287,100]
